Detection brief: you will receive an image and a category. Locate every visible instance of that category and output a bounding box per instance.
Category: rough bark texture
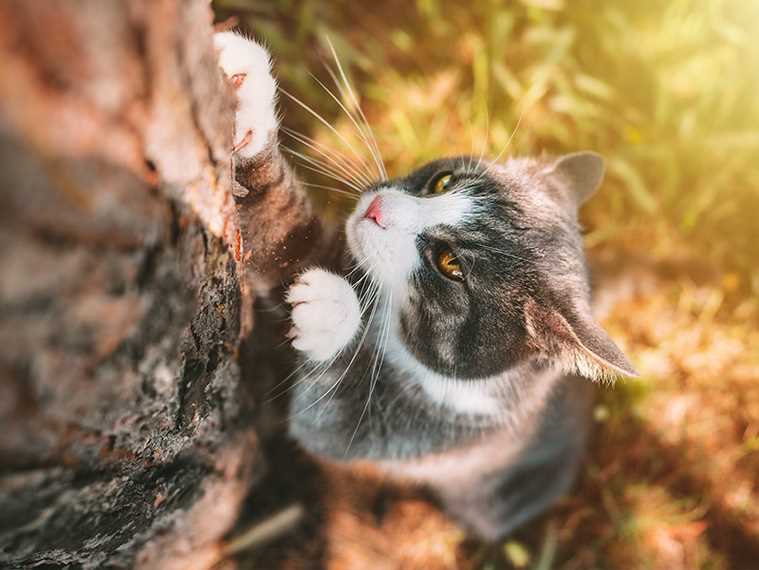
[0,1,299,568]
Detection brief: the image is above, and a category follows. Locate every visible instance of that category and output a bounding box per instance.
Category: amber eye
[431,172,453,194]
[436,249,463,280]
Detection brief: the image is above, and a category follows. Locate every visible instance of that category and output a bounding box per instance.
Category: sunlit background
[215,1,759,568]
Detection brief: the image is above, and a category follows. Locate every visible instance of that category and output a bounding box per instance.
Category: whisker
[282,143,363,188]
[475,104,530,184]
[301,181,359,200]
[282,126,374,188]
[289,359,344,408]
[267,275,377,405]
[264,357,320,402]
[279,86,374,172]
[282,147,366,193]
[344,256,371,279]
[324,281,384,429]
[322,63,384,182]
[302,283,382,418]
[283,134,373,189]
[464,105,489,176]
[324,37,388,181]
[473,105,490,175]
[292,279,381,421]
[307,70,384,184]
[350,269,374,292]
[287,157,364,194]
[322,62,384,182]
[477,242,533,263]
[283,270,381,418]
[345,288,392,454]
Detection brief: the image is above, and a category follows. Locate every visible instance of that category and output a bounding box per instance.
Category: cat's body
[215,32,635,540]
[290,333,594,538]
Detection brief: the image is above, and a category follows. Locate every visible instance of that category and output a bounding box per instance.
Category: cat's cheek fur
[345,187,473,291]
[214,31,278,158]
[287,268,362,362]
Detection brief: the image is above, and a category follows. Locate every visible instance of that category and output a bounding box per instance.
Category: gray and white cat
[215,32,637,540]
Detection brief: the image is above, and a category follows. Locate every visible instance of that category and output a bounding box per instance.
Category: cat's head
[345,152,636,381]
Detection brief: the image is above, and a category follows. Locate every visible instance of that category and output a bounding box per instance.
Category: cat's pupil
[431,172,453,194]
[436,249,463,280]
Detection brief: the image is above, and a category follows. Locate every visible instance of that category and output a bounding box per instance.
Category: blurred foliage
[216,0,759,281]
[214,1,759,569]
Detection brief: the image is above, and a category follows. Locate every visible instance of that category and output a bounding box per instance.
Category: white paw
[214,31,278,159]
[286,269,362,362]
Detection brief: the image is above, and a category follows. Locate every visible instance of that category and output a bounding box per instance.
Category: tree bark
[0,2,300,568]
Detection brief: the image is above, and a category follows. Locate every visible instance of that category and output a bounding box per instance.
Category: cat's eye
[430,172,453,194]
[436,249,463,280]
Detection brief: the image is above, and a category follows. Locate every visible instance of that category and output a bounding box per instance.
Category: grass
[214,1,759,568]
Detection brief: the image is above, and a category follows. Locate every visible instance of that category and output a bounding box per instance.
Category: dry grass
[214,1,759,568]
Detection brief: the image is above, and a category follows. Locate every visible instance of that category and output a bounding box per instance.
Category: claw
[230,73,246,89]
[232,130,253,153]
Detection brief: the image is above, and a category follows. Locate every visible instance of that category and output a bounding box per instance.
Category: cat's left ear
[524,298,638,382]
[543,151,605,205]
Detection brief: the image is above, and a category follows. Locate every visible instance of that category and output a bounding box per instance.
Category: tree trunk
[0,2,298,568]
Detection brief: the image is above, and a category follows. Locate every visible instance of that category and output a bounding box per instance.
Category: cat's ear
[543,151,605,205]
[524,298,637,381]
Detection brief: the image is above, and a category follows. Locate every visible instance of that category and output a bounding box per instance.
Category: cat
[215,31,637,540]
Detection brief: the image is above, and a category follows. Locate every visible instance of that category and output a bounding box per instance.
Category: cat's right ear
[524,297,638,382]
[543,151,605,205]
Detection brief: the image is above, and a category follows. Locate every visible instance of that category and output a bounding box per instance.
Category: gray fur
[288,155,635,539]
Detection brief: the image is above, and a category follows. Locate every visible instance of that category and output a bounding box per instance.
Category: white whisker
[282,143,361,187]
[475,104,530,184]
[300,181,359,200]
[282,126,374,188]
[345,288,393,454]
[282,146,366,193]
[307,70,384,183]
[477,242,533,263]
[324,37,388,181]
[279,86,374,173]
[473,105,490,175]
[344,257,372,280]
[307,282,382,419]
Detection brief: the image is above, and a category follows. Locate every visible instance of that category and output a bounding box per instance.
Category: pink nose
[363,195,385,228]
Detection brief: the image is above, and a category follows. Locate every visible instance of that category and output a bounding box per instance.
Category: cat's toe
[290,326,344,362]
[289,298,348,361]
[214,31,278,158]
[287,269,361,361]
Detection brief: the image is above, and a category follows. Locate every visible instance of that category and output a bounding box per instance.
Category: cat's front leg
[214,31,278,159]
[214,32,330,284]
[286,268,362,361]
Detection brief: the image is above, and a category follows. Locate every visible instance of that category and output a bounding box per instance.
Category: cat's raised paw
[287,269,361,361]
[214,31,278,158]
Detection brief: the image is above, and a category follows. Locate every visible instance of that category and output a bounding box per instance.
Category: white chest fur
[379,334,562,487]
[384,333,505,416]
